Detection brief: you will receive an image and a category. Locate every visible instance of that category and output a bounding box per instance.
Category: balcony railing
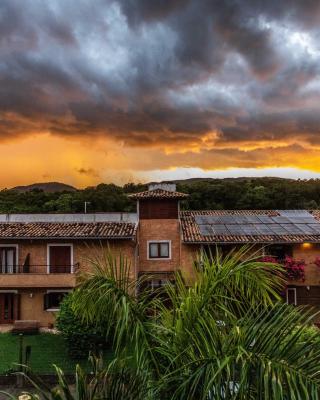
[0,263,80,274]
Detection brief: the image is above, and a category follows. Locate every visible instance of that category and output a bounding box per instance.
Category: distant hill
[158,176,295,185]
[11,182,77,193]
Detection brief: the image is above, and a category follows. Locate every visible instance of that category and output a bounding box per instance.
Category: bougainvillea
[260,255,305,282]
[314,257,320,269]
[283,256,305,282]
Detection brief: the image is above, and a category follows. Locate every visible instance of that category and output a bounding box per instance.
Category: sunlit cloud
[0,0,320,186]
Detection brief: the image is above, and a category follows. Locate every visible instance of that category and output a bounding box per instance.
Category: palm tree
[7,247,320,399]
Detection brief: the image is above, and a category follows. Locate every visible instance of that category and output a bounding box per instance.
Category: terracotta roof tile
[0,222,137,239]
[180,210,320,243]
[128,188,188,200]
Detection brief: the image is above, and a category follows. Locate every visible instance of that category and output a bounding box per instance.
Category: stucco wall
[0,239,137,326]
[291,243,320,286]
[19,290,58,327]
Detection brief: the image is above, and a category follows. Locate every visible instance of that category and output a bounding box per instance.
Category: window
[286,287,297,305]
[138,272,175,308]
[0,246,17,274]
[266,245,293,261]
[44,291,69,311]
[148,241,171,259]
[48,244,72,273]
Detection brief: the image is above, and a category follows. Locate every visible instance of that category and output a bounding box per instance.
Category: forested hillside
[1,177,320,213]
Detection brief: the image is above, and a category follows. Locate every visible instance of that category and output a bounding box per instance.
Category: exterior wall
[0,239,137,326]
[138,219,181,273]
[19,290,59,327]
[180,243,199,282]
[74,239,137,279]
[291,243,320,286]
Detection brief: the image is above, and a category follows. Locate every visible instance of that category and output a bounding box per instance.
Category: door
[0,294,15,324]
[0,247,17,273]
[49,245,71,273]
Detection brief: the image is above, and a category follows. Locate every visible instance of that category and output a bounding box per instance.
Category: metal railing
[0,263,79,274]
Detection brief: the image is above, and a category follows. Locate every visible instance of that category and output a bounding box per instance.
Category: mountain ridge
[11,182,77,193]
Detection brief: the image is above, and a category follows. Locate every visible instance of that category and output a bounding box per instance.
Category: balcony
[0,264,78,288]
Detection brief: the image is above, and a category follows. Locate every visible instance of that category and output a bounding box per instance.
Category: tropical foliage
[6,247,320,399]
[56,294,109,359]
[261,255,306,281]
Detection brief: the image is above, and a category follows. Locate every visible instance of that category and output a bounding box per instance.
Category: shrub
[56,293,108,359]
[283,256,305,281]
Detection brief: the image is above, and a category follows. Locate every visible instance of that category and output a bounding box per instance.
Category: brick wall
[0,239,137,326]
[138,219,181,272]
[291,243,320,286]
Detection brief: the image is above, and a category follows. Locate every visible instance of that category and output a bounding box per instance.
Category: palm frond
[159,304,320,399]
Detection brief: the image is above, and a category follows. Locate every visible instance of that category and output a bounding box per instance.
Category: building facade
[1,184,320,326]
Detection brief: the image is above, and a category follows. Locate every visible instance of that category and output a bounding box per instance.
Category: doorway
[0,293,15,324]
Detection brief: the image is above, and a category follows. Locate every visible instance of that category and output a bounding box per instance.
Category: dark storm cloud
[0,0,320,153]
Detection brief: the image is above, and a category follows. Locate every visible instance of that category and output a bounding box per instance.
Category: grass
[0,333,112,374]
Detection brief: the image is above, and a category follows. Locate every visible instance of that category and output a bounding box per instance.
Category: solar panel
[257,216,275,224]
[211,225,230,235]
[295,224,318,235]
[254,224,275,235]
[205,216,223,224]
[226,224,245,235]
[267,224,288,235]
[195,216,210,225]
[198,224,214,235]
[218,216,238,224]
[307,224,320,234]
[270,217,291,224]
[286,217,315,224]
[241,225,259,235]
[279,224,304,235]
[278,210,313,217]
[242,216,261,224]
[195,211,320,238]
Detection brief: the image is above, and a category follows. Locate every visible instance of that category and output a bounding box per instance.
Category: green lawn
[0,333,112,374]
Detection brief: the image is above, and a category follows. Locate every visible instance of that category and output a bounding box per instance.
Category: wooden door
[0,294,15,324]
[49,245,71,273]
[0,247,17,273]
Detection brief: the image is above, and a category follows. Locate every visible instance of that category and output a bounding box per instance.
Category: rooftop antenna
[84,201,91,213]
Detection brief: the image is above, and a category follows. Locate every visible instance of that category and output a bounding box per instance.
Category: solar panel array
[195,211,320,237]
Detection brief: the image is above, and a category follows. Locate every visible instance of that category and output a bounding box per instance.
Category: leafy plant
[283,256,306,281]
[6,248,320,399]
[1,356,151,400]
[56,294,109,359]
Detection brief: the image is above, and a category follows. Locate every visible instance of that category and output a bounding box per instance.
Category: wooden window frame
[47,243,74,274]
[147,240,171,260]
[0,244,19,274]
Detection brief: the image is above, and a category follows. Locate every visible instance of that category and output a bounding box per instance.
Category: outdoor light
[302,242,312,249]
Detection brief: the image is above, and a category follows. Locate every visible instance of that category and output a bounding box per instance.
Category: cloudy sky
[1,0,320,187]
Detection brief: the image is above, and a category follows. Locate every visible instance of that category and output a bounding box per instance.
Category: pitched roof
[0,222,137,239]
[128,188,188,200]
[180,210,320,243]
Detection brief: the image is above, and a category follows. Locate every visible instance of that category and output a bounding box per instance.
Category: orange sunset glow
[1,1,320,187]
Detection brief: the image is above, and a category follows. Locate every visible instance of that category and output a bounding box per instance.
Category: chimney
[148,183,176,192]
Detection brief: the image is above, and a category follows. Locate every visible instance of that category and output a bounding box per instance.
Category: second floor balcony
[0,263,78,288]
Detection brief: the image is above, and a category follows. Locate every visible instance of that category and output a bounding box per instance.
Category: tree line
[1,177,320,213]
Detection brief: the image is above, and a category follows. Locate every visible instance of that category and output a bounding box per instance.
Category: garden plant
[5,247,320,399]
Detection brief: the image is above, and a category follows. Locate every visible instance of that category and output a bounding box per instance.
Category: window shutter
[43,293,50,310]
